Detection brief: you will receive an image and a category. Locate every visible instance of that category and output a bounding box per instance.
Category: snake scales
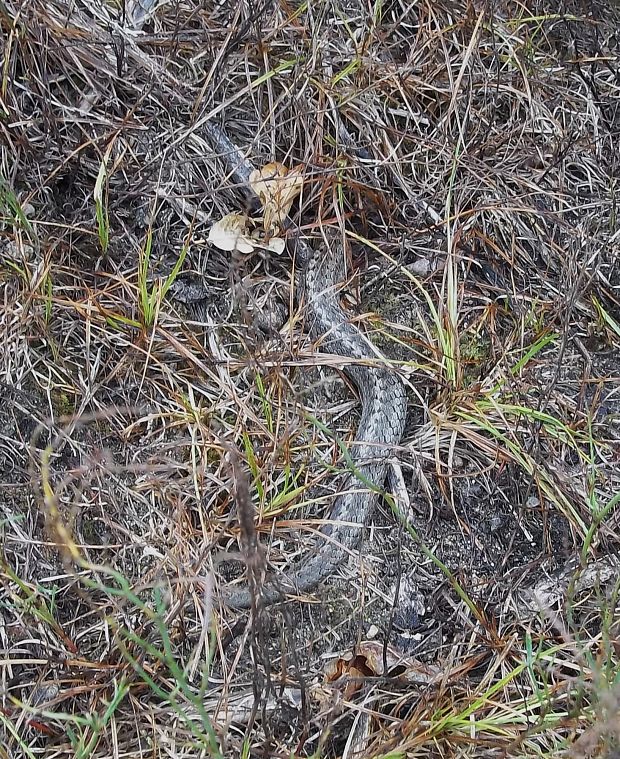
[203,123,408,608]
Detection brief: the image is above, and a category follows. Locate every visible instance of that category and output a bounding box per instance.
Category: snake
[203,123,408,608]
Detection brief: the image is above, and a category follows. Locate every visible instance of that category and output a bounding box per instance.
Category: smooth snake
[203,123,407,608]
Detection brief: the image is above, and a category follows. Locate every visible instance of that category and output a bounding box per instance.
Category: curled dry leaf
[207,213,255,253]
[354,640,442,685]
[323,640,442,699]
[259,236,286,255]
[249,161,304,232]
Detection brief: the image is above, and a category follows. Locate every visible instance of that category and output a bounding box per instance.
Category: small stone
[407,258,432,275]
[2,240,36,262]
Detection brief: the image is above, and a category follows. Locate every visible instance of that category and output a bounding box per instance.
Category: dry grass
[1,0,620,756]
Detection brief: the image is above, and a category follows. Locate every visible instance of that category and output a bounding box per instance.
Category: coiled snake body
[205,124,407,608]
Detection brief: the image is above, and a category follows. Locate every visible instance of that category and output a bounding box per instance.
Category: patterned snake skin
[204,124,407,608]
